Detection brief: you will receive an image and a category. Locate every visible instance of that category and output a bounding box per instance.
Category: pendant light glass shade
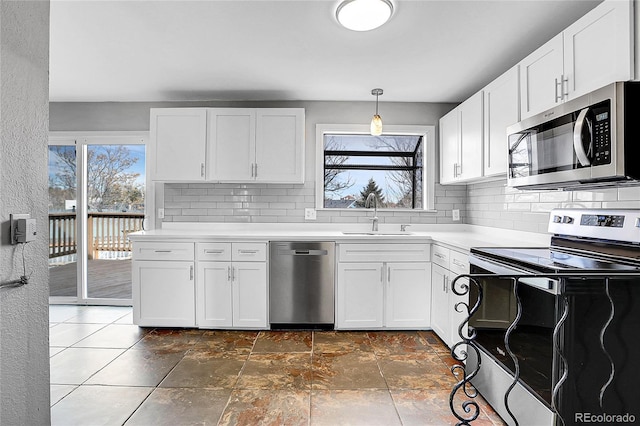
[370,88,383,136]
[370,114,383,136]
[336,0,394,32]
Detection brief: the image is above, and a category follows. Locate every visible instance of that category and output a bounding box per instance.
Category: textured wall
[466,179,640,233]
[0,1,51,424]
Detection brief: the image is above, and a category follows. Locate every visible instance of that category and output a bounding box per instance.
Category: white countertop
[129,223,551,252]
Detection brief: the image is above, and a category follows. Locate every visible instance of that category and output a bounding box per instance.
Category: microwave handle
[573,107,592,167]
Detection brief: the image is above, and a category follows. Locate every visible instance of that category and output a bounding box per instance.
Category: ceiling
[49,0,602,103]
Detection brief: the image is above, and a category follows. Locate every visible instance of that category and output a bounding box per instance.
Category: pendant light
[336,0,394,32]
[370,88,383,136]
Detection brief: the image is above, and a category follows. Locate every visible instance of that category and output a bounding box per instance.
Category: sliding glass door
[49,134,146,305]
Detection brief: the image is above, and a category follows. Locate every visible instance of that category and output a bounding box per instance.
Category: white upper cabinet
[519,34,564,120]
[439,91,483,184]
[254,109,305,183]
[458,91,483,181]
[207,109,256,182]
[208,108,305,183]
[564,0,633,99]
[520,0,633,119]
[483,66,520,177]
[150,108,207,181]
[151,107,305,183]
[439,108,459,184]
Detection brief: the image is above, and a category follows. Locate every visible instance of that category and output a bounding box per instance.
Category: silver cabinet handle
[387,266,391,283]
[254,163,258,178]
[380,266,384,283]
[205,249,224,254]
[555,77,561,102]
[154,250,172,253]
[434,252,446,259]
[201,163,205,177]
[231,266,235,282]
[189,265,194,281]
[228,266,231,282]
[452,259,466,268]
[453,163,457,178]
[238,250,259,254]
[444,275,449,293]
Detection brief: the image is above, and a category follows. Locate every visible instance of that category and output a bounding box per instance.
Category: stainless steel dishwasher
[269,241,335,329]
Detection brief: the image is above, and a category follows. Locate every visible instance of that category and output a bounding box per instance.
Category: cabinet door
[336,262,384,329]
[439,108,459,184]
[483,66,519,177]
[563,0,632,100]
[458,91,483,181]
[207,108,256,182]
[385,262,431,329]
[232,262,267,328]
[150,108,207,181]
[133,260,195,327]
[519,34,564,119]
[430,264,450,344]
[197,262,232,328]
[255,109,305,183]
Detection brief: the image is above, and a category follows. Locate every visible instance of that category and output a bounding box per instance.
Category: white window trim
[315,124,435,211]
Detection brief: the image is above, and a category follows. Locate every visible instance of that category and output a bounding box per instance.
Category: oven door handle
[470,255,557,292]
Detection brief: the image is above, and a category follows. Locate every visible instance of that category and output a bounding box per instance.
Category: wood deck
[49,259,132,299]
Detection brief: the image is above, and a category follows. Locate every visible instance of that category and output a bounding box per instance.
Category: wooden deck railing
[49,212,144,259]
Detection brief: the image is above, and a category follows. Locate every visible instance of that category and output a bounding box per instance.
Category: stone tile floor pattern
[50,305,506,425]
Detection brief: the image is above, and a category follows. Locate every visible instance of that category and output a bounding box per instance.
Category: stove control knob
[562,216,574,224]
[553,215,562,223]
[635,218,640,228]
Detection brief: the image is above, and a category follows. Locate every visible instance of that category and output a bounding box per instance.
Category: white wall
[0,1,51,424]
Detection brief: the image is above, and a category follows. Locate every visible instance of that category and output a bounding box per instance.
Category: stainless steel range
[450,209,640,426]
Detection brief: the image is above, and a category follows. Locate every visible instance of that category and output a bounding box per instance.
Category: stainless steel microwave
[507,82,640,190]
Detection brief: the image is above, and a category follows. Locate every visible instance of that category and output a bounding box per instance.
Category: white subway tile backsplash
[163,178,639,227]
[466,179,640,233]
[617,187,640,201]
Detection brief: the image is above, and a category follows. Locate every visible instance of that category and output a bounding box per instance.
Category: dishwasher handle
[276,249,329,256]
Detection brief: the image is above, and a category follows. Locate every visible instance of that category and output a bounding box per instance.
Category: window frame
[315,124,436,211]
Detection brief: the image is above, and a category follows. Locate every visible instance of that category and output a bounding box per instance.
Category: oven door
[464,253,560,425]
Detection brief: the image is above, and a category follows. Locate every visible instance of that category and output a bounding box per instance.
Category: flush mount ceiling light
[336,0,394,32]
[370,88,383,136]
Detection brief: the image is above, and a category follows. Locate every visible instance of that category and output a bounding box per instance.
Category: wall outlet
[452,209,460,221]
[157,208,165,219]
[304,208,317,220]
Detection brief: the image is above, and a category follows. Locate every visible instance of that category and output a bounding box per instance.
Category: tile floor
[49,305,505,425]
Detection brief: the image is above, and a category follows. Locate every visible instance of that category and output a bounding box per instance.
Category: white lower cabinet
[132,242,196,327]
[430,244,469,353]
[196,242,267,329]
[336,244,431,330]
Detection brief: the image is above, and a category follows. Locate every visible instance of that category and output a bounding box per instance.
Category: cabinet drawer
[197,243,232,261]
[338,244,430,263]
[431,245,450,268]
[232,243,267,261]
[449,250,469,275]
[133,242,194,261]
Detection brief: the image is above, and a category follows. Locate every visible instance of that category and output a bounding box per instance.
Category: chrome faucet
[365,193,379,232]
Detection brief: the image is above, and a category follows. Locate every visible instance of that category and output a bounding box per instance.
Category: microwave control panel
[591,104,611,166]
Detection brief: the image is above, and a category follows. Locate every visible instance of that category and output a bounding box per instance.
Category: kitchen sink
[341,231,414,236]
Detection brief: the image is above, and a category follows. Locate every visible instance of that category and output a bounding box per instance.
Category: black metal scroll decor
[503,278,522,426]
[599,278,615,410]
[552,294,569,426]
[449,275,483,426]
